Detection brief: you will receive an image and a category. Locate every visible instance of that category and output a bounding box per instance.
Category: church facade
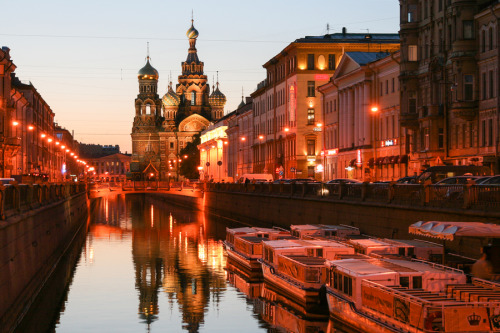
[130,20,226,180]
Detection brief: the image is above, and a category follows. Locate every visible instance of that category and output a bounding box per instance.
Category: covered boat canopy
[409,221,500,241]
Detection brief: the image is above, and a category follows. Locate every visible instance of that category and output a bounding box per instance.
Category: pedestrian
[471,245,493,280]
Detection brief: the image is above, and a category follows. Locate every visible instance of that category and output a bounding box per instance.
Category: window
[464,75,474,101]
[145,104,151,114]
[463,21,473,40]
[328,54,336,70]
[307,81,315,97]
[482,72,487,100]
[482,120,486,147]
[489,119,493,147]
[307,54,315,70]
[307,140,315,156]
[169,142,174,149]
[400,276,410,288]
[413,276,422,289]
[408,45,418,61]
[408,4,417,22]
[424,127,430,150]
[489,28,494,51]
[489,70,494,99]
[307,109,315,125]
[392,78,395,92]
[191,91,196,105]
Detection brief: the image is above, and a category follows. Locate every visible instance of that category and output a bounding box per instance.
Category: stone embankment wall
[0,187,88,333]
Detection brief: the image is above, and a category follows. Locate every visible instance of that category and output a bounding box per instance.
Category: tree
[179,134,201,180]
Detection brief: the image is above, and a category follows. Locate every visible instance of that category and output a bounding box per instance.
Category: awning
[409,221,500,241]
[349,158,356,167]
[400,155,409,164]
[382,156,391,165]
[368,157,375,168]
[375,157,384,165]
[392,155,400,164]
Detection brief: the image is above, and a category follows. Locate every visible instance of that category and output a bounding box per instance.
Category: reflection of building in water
[129,196,226,332]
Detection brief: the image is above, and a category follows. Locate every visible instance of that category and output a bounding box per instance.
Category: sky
[0,0,399,153]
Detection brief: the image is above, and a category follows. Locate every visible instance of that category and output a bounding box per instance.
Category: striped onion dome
[209,83,227,107]
[162,84,180,107]
[186,22,199,39]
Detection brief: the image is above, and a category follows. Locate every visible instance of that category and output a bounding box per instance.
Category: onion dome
[208,83,227,107]
[186,22,199,39]
[162,83,180,107]
[138,58,159,80]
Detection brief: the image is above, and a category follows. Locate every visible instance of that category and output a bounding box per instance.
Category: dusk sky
[0,0,399,153]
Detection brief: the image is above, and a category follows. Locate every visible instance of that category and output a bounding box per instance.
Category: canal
[17,193,349,333]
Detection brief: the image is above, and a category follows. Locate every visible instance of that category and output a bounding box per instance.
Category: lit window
[307,109,315,125]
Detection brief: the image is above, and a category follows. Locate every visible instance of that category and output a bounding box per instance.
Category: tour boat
[290,224,360,239]
[259,239,354,313]
[324,257,500,333]
[223,227,293,275]
[347,238,443,261]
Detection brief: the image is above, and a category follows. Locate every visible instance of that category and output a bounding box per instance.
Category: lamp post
[371,106,379,181]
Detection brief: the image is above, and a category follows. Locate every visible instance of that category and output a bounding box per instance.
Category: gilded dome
[162,85,180,107]
[186,23,199,39]
[138,58,159,80]
[209,84,227,107]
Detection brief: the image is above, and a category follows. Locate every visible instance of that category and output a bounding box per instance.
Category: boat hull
[326,289,404,333]
[261,260,328,315]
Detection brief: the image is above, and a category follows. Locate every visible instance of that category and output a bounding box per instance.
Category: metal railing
[204,182,500,212]
[0,182,87,220]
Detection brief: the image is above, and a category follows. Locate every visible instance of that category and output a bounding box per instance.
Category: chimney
[342,27,347,35]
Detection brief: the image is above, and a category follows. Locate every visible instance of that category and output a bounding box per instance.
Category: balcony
[451,101,477,121]
[400,113,419,129]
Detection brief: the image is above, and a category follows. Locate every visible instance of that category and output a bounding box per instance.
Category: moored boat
[223,227,293,276]
[259,239,354,313]
[290,224,360,240]
[325,257,500,332]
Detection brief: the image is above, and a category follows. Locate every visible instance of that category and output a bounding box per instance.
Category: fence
[204,182,500,212]
[0,182,87,220]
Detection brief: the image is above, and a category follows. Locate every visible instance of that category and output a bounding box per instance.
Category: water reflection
[21,193,355,332]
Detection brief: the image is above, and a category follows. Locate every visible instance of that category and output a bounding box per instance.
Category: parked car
[396,176,418,184]
[435,175,483,185]
[326,178,362,184]
[417,165,491,183]
[477,175,500,185]
[0,178,15,185]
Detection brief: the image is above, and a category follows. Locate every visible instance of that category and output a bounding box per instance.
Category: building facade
[250,30,400,181]
[131,20,226,180]
[399,0,499,174]
[87,153,131,182]
[319,52,404,182]
[226,97,253,180]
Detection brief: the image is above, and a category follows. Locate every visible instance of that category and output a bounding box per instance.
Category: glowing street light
[12,121,19,126]
[28,125,34,131]
[371,106,379,113]
[41,133,46,138]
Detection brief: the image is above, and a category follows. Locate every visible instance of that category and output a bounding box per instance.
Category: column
[363,83,371,144]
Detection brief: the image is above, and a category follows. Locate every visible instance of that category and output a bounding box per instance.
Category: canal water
[18,193,350,333]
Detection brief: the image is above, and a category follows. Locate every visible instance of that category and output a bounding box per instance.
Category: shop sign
[381,139,397,147]
[356,149,362,166]
[307,156,316,162]
[313,127,322,132]
[314,74,330,81]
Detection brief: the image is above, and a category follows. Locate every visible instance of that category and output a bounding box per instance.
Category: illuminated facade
[87,153,131,182]
[399,0,499,173]
[250,29,400,180]
[226,97,253,180]
[198,118,231,182]
[319,52,404,181]
[131,20,226,180]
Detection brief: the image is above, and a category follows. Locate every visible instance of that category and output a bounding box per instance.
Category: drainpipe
[318,84,327,182]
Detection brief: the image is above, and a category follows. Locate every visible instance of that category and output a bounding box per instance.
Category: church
[130,19,226,180]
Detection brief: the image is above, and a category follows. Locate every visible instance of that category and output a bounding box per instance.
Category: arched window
[191,92,196,105]
[146,104,151,114]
